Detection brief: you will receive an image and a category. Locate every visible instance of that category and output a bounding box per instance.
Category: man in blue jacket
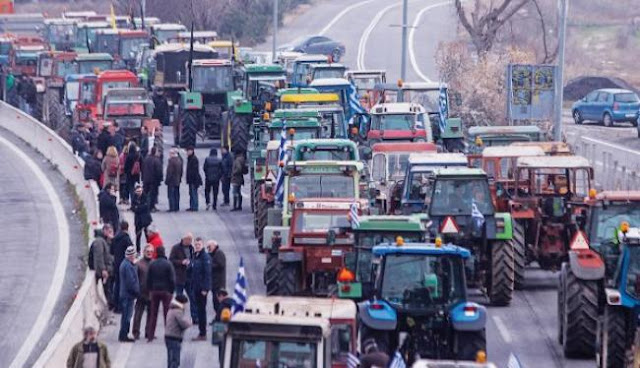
[190,237,211,340]
[119,246,140,342]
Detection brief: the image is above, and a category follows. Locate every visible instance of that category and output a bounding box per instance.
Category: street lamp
[554,0,568,142]
[272,0,278,61]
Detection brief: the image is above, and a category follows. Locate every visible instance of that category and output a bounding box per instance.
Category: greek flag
[388,351,406,368]
[275,121,288,204]
[472,200,485,227]
[346,352,360,368]
[507,353,523,368]
[347,81,369,131]
[350,202,360,228]
[232,257,247,315]
[438,83,448,133]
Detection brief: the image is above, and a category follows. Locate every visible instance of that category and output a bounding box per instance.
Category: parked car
[572,88,640,127]
[287,35,345,62]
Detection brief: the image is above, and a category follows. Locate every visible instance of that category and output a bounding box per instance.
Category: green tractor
[427,167,515,306]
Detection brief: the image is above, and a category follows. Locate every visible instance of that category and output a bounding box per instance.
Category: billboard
[507,64,557,123]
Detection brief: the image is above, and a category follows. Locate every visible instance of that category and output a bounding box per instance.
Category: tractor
[73,21,110,53]
[362,102,433,145]
[222,296,357,368]
[366,142,437,215]
[466,126,545,155]
[8,36,47,77]
[398,153,468,215]
[309,77,363,129]
[43,18,76,51]
[557,191,640,367]
[355,241,488,365]
[308,62,347,83]
[290,54,329,87]
[345,69,386,109]
[150,23,187,45]
[33,51,77,130]
[94,29,149,70]
[75,70,138,126]
[509,155,594,288]
[74,53,114,74]
[427,167,515,306]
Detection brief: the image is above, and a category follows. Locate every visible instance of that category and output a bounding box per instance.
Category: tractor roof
[309,78,351,87]
[230,313,330,335]
[75,53,113,61]
[481,145,545,158]
[176,30,218,39]
[97,69,137,81]
[208,40,237,48]
[433,167,486,177]
[510,141,572,155]
[76,21,110,28]
[243,63,284,73]
[191,59,231,67]
[294,138,356,147]
[408,152,466,165]
[373,242,471,258]
[517,155,591,169]
[294,54,328,62]
[276,87,319,96]
[104,88,150,103]
[354,215,427,232]
[372,142,437,153]
[65,73,93,82]
[151,23,187,31]
[244,296,356,320]
[44,18,77,25]
[153,42,214,54]
[309,63,346,69]
[266,140,292,151]
[280,93,340,104]
[400,81,443,90]
[370,102,424,114]
[595,191,640,202]
[468,125,541,135]
[274,109,319,119]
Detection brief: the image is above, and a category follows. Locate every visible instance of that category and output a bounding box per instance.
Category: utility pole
[272,0,278,62]
[400,0,408,80]
[554,0,568,141]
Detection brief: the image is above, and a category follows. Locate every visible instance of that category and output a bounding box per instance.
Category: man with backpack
[90,224,116,311]
[203,148,223,210]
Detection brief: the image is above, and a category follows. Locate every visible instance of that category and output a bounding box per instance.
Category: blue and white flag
[232,257,247,314]
[388,351,406,368]
[507,353,523,368]
[346,352,360,368]
[472,200,485,227]
[275,121,288,204]
[347,81,369,131]
[438,83,449,133]
[350,202,360,229]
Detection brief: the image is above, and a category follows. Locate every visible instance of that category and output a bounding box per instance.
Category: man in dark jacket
[133,244,153,340]
[230,152,246,211]
[119,246,139,342]
[165,148,183,212]
[142,147,163,212]
[140,126,150,158]
[111,221,133,313]
[169,233,197,321]
[131,184,153,250]
[110,122,125,153]
[190,237,211,340]
[186,147,202,211]
[203,148,223,210]
[215,289,235,322]
[220,147,232,206]
[92,224,115,310]
[83,149,103,187]
[98,184,119,229]
[207,240,226,316]
[152,88,170,127]
[147,246,176,342]
[96,126,113,157]
[71,124,90,157]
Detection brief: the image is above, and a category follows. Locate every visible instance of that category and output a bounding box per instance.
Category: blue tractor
[358,241,487,364]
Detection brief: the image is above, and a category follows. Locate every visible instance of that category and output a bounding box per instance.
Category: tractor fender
[262,225,288,251]
[358,300,397,331]
[568,249,605,281]
[266,207,283,227]
[451,302,487,332]
[493,212,513,240]
[279,251,303,263]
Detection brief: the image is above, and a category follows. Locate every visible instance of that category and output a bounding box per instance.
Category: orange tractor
[75,69,139,125]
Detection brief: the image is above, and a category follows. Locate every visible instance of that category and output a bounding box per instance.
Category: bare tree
[531,0,557,63]
[454,0,531,56]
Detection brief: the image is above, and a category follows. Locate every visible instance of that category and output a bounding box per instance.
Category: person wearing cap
[132,244,154,340]
[185,146,203,211]
[190,237,211,340]
[164,294,191,368]
[131,183,153,251]
[66,326,111,368]
[146,224,164,259]
[118,246,140,342]
[147,246,176,341]
[165,148,183,212]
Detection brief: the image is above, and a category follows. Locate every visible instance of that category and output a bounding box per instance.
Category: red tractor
[75,69,139,126]
[32,51,77,129]
[8,36,48,77]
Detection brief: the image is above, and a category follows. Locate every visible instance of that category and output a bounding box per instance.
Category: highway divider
[0,102,107,368]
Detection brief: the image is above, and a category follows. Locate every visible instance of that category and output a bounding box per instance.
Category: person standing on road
[220,147,232,206]
[119,144,130,205]
[97,126,113,157]
[131,184,153,251]
[146,224,164,258]
[84,149,103,189]
[102,146,120,191]
[147,246,175,342]
[190,237,211,340]
[71,124,90,158]
[111,220,133,313]
[231,152,246,211]
[207,240,226,317]
[164,294,191,368]
[140,126,150,159]
[98,183,119,230]
[203,148,223,210]
[111,122,125,153]
[152,88,170,127]
[92,224,116,311]
[186,147,202,212]
[132,244,153,340]
[142,146,163,212]
[165,148,183,212]
[125,142,142,204]
[118,246,139,342]
[169,233,197,322]
[66,326,111,368]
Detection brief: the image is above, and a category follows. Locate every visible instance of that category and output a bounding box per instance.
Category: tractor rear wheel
[597,305,631,368]
[264,254,280,295]
[455,330,486,361]
[220,112,230,149]
[47,91,63,131]
[562,263,598,358]
[58,115,72,142]
[278,262,300,296]
[257,196,272,248]
[557,263,566,345]
[33,92,44,122]
[512,220,526,290]
[230,114,249,155]
[179,110,198,148]
[487,240,515,306]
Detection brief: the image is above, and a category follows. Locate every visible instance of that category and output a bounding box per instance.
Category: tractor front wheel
[512,220,527,290]
[561,262,598,358]
[33,92,44,122]
[230,114,250,155]
[455,330,487,361]
[278,262,300,296]
[264,254,280,295]
[597,305,632,368]
[487,240,515,306]
[179,110,198,148]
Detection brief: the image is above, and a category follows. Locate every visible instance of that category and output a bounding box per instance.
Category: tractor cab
[76,70,139,123]
[292,139,359,162]
[467,126,545,155]
[0,36,13,66]
[74,53,114,74]
[74,21,110,53]
[268,116,323,141]
[150,23,187,44]
[10,38,47,76]
[43,18,76,51]
[345,69,386,109]
[207,40,239,60]
[290,54,329,87]
[309,78,354,122]
[64,73,91,118]
[285,106,347,139]
[364,102,432,145]
[241,64,287,115]
[37,51,77,85]
[308,62,347,83]
[400,153,468,215]
[279,92,340,109]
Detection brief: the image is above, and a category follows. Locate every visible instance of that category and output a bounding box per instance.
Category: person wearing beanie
[118,246,140,342]
[147,246,176,341]
[111,220,134,312]
[165,294,191,368]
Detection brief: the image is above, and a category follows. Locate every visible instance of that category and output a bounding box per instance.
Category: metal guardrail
[0,102,107,368]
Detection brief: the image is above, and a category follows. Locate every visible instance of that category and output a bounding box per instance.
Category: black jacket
[152,94,170,125]
[96,130,112,156]
[71,129,89,155]
[83,155,102,182]
[142,154,163,187]
[112,131,125,152]
[203,149,223,182]
[221,152,233,179]
[186,154,202,187]
[209,248,226,291]
[165,156,183,186]
[111,231,133,275]
[190,250,211,293]
[169,242,193,285]
[147,255,176,293]
[125,149,141,182]
[131,192,152,228]
[98,190,119,228]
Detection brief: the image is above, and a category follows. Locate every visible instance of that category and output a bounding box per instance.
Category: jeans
[132,296,150,339]
[167,185,180,211]
[148,184,159,209]
[195,291,207,337]
[189,184,199,210]
[165,338,182,368]
[186,283,198,322]
[148,291,173,340]
[204,180,220,208]
[221,177,231,204]
[119,297,135,340]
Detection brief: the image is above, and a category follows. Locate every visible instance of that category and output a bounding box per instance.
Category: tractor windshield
[355,232,424,283]
[101,81,134,100]
[289,175,355,199]
[352,76,381,91]
[381,254,465,307]
[313,67,346,80]
[297,148,353,161]
[371,114,414,131]
[120,37,147,60]
[56,60,77,77]
[405,171,435,201]
[294,211,350,233]
[80,81,96,104]
[402,89,440,113]
[270,127,319,140]
[66,81,80,101]
[430,178,494,216]
[626,246,640,298]
[589,204,640,251]
[78,60,112,74]
[192,66,233,93]
[0,42,10,55]
[48,24,75,44]
[230,338,318,368]
[372,153,411,182]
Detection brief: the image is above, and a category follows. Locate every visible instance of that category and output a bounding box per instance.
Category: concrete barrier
[0,102,107,368]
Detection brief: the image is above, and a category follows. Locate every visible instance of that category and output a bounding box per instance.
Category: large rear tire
[257,195,272,248]
[455,330,486,361]
[562,263,598,358]
[512,220,527,290]
[278,262,300,296]
[179,110,198,148]
[487,240,515,306]
[47,90,63,131]
[597,305,631,368]
[33,92,43,122]
[230,114,250,155]
[264,254,280,295]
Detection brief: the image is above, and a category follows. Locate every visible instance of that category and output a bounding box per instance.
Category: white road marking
[318,0,378,36]
[492,315,513,344]
[357,0,405,70]
[408,0,453,82]
[3,134,70,368]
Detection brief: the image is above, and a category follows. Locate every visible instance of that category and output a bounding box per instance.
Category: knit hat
[125,246,136,257]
